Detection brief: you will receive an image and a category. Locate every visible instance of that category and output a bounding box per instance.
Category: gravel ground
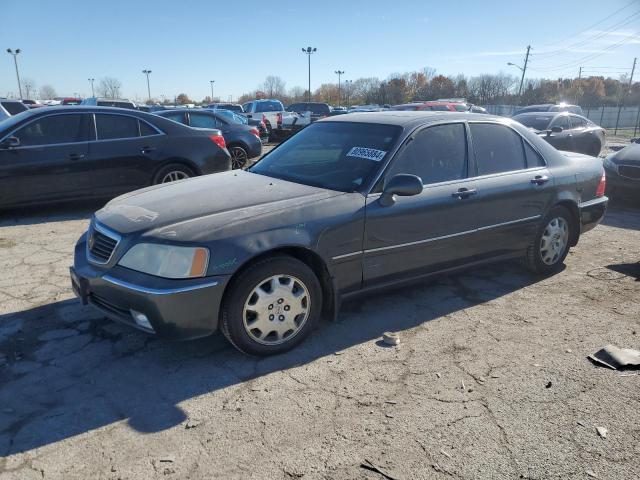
[0,166,638,479]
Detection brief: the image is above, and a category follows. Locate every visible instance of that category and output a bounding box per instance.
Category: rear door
[0,113,91,206]
[363,122,482,286]
[568,115,593,154]
[88,113,166,196]
[468,122,554,256]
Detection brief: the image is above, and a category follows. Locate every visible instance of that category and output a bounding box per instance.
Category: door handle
[451,187,477,199]
[68,153,86,161]
[141,146,156,154]
[531,175,550,185]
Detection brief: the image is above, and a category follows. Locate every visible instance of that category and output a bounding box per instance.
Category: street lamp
[210,80,215,102]
[301,47,317,102]
[334,70,344,108]
[6,48,22,99]
[88,78,95,97]
[142,69,152,102]
[345,80,353,109]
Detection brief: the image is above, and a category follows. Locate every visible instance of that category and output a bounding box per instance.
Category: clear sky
[1,0,638,101]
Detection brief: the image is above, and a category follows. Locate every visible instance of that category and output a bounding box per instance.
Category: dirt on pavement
[0,198,639,480]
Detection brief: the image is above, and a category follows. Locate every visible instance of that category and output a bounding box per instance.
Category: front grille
[87,224,120,263]
[618,165,640,180]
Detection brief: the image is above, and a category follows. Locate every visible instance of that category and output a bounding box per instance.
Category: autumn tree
[39,84,57,100]
[176,93,192,104]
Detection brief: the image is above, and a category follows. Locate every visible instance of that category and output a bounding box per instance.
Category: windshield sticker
[346,147,387,161]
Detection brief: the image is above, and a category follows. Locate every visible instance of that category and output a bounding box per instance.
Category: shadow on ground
[0,262,538,456]
[0,200,106,227]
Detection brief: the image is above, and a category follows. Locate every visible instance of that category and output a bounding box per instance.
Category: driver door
[363,122,482,287]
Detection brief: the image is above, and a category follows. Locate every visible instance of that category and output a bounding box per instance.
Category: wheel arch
[152,158,201,183]
[220,246,337,324]
[553,199,580,246]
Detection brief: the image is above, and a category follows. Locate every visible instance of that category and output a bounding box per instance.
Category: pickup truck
[241,99,296,141]
[276,102,333,139]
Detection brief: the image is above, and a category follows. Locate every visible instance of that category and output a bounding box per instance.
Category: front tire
[524,205,573,275]
[220,255,322,356]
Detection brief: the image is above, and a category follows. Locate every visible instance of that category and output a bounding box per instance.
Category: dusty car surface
[603,140,640,199]
[71,111,608,355]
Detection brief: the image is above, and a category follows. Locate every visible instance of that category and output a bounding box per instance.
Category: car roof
[319,110,504,128]
[514,111,564,117]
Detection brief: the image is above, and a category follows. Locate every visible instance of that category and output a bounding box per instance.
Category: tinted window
[513,115,551,131]
[470,123,526,175]
[255,101,283,113]
[13,114,86,146]
[162,112,186,124]
[189,113,218,129]
[309,104,331,115]
[387,123,467,184]
[242,102,253,112]
[2,101,27,115]
[570,116,587,128]
[524,141,545,167]
[139,121,158,136]
[551,116,570,130]
[453,104,468,112]
[250,122,401,192]
[428,105,450,111]
[96,114,139,140]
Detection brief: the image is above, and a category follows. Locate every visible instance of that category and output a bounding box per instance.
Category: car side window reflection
[13,114,87,146]
[189,113,218,129]
[470,123,527,175]
[386,123,467,185]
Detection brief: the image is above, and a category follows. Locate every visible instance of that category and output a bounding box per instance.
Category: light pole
[302,47,317,102]
[210,80,215,102]
[6,48,22,99]
[142,69,152,102]
[88,78,95,97]
[345,80,353,109]
[507,45,530,103]
[334,70,344,108]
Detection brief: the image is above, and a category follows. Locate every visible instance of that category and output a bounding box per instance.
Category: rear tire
[220,255,322,356]
[153,164,195,184]
[524,205,574,275]
[228,145,248,169]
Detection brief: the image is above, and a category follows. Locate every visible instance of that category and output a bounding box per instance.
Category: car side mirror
[0,136,20,149]
[379,174,423,207]
[550,126,563,133]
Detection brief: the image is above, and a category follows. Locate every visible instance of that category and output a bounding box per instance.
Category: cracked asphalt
[0,198,639,480]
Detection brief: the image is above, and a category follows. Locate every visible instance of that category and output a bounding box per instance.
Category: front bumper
[71,235,230,340]
[578,196,608,234]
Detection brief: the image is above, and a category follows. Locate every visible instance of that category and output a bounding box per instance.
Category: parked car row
[0,106,231,208]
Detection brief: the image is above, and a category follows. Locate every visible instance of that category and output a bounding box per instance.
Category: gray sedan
[71,112,608,355]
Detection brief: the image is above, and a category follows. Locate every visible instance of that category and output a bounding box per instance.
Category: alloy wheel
[229,147,248,169]
[160,170,189,183]
[539,217,569,265]
[242,274,310,345]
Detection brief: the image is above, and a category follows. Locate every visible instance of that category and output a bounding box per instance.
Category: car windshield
[249,121,402,192]
[513,115,552,131]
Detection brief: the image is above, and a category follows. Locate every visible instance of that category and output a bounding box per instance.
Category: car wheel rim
[539,217,569,265]
[242,274,310,346]
[230,147,247,169]
[161,171,189,183]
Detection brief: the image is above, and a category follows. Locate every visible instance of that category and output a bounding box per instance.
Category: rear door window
[96,114,139,140]
[162,112,186,124]
[387,123,467,184]
[470,123,527,175]
[13,114,88,146]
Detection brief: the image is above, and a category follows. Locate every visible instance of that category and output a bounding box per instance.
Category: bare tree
[39,84,57,100]
[261,75,286,98]
[97,77,122,99]
[21,79,36,99]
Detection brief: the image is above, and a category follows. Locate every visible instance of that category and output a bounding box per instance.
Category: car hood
[610,143,640,165]
[95,170,342,237]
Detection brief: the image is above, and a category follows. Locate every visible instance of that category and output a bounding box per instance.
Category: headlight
[603,156,618,173]
[118,243,209,279]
